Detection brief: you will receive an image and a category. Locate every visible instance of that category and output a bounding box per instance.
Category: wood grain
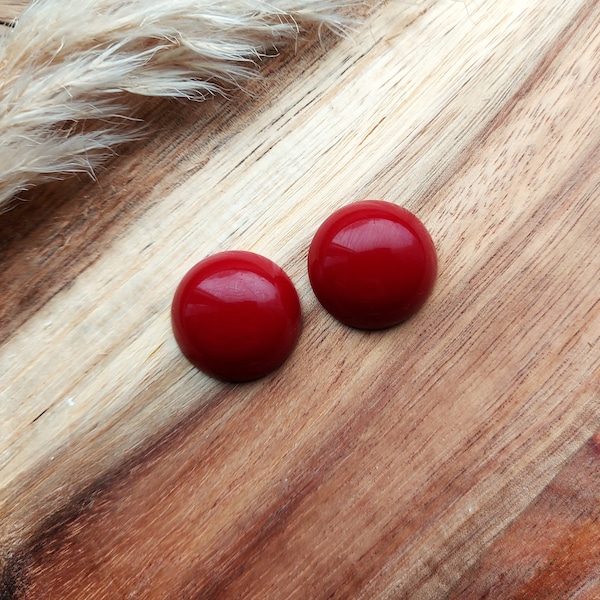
[1,0,599,597]
[449,434,600,599]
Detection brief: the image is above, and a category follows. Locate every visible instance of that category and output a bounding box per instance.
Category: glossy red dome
[171,251,301,382]
[308,200,437,329]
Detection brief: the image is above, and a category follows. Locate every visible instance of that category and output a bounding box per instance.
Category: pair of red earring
[171,200,437,382]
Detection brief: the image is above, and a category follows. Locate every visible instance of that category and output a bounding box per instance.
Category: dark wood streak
[0,564,19,600]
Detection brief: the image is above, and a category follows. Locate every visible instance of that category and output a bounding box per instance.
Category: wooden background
[1,0,600,598]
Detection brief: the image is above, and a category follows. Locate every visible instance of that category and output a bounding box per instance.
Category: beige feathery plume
[0,1,27,23]
[0,0,355,209]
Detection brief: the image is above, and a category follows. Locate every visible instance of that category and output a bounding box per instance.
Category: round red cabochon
[308,200,437,329]
[171,251,301,382]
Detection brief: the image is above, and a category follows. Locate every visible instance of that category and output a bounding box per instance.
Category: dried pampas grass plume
[0,1,26,23]
[0,0,355,210]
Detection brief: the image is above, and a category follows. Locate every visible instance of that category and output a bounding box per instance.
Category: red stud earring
[171,251,302,382]
[308,200,437,329]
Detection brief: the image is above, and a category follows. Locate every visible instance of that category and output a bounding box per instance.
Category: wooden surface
[1,0,600,598]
